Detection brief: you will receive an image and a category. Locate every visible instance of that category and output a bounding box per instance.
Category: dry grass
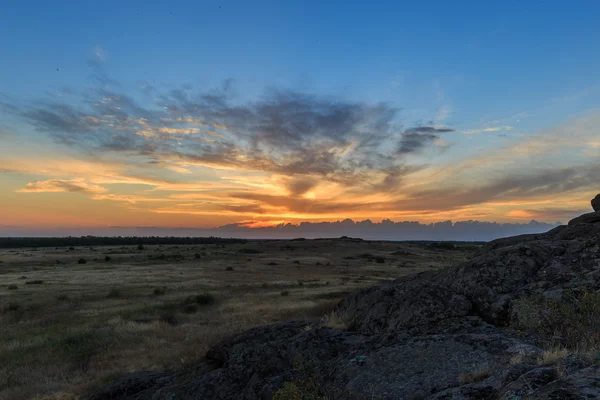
[320,310,351,330]
[458,364,491,385]
[510,351,526,365]
[0,239,475,400]
[537,347,570,364]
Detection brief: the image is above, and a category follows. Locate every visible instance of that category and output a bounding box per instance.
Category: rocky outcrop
[568,211,600,225]
[89,198,600,400]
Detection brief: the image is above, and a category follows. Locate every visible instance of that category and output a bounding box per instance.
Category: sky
[1,1,599,237]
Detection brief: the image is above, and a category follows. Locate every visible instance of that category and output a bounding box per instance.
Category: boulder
[592,193,600,211]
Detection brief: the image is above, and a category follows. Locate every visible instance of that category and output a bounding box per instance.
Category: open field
[0,238,479,400]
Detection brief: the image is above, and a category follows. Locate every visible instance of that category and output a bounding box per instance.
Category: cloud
[285,177,318,196]
[463,126,514,134]
[397,126,454,154]
[17,179,108,194]
[9,82,440,188]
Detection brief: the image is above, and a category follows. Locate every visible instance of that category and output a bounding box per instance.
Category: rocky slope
[89,198,600,400]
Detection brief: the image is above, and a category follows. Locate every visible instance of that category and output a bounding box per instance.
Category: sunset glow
[1,2,599,236]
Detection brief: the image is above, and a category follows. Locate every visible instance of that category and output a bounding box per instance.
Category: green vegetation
[512,290,600,349]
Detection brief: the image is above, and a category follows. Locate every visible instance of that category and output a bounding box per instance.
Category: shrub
[321,310,351,330]
[5,302,20,312]
[194,253,201,259]
[78,258,87,264]
[267,262,278,266]
[106,288,121,298]
[153,287,166,296]
[25,280,44,285]
[225,266,234,271]
[8,284,18,290]
[375,256,385,264]
[69,246,75,251]
[104,255,111,261]
[56,294,69,301]
[160,311,179,325]
[280,290,290,296]
[183,303,198,314]
[511,291,600,349]
[137,244,145,250]
[183,293,215,306]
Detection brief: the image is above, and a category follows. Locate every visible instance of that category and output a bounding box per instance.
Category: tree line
[0,236,247,249]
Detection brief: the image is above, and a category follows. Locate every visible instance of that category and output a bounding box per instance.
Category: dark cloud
[286,178,318,196]
[397,132,439,154]
[393,164,600,211]
[404,127,455,134]
[6,78,443,187]
[397,126,454,154]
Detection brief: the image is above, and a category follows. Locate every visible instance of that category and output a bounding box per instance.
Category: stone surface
[88,219,600,400]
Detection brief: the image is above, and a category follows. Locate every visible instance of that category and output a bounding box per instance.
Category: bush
[25,280,44,285]
[511,291,600,349]
[56,294,69,301]
[137,244,145,250]
[183,303,198,314]
[106,288,121,298]
[375,256,385,263]
[160,311,179,325]
[8,284,18,290]
[104,255,111,261]
[5,302,20,312]
[267,261,278,266]
[280,290,290,296]
[69,246,75,251]
[225,266,234,271]
[194,253,201,259]
[153,287,166,296]
[183,293,215,306]
[78,258,87,264]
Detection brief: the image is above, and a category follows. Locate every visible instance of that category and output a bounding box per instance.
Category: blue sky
[1,1,599,234]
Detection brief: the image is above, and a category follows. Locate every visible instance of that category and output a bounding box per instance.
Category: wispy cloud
[17,179,107,194]
[463,126,514,134]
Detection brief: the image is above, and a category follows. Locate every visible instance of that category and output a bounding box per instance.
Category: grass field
[0,238,479,400]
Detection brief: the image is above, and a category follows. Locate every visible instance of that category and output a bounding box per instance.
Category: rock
[592,193,600,211]
[88,221,600,400]
[568,211,600,225]
[524,362,600,399]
